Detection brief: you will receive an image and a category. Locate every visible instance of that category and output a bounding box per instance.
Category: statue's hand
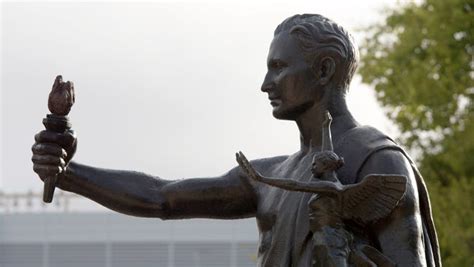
[236,151,264,182]
[31,129,77,181]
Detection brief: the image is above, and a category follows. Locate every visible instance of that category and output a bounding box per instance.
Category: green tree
[358,0,474,266]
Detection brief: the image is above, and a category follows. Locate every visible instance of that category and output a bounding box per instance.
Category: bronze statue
[236,111,407,266]
[32,14,441,266]
[236,112,408,226]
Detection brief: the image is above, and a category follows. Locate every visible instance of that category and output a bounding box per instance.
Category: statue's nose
[261,73,275,92]
[261,84,274,93]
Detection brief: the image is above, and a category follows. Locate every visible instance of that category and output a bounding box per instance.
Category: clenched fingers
[33,164,63,180]
[35,130,76,148]
[31,143,67,159]
[31,154,66,167]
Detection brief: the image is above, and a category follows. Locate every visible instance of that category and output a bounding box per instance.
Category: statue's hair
[275,14,359,90]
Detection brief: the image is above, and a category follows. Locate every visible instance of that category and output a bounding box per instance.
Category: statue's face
[261,32,321,120]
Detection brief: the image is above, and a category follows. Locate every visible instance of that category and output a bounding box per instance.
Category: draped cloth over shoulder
[332,126,441,267]
[256,125,440,267]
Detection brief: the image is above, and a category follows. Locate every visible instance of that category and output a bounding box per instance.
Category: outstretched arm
[236,151,342,195]
[59,162,258,219]
[32,130,270,220]
[358,149,427,267]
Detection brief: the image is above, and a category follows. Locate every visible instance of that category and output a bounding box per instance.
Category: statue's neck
[297,92,358,153]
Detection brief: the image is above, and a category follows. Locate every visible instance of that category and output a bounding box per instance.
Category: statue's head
[262,14,359,120]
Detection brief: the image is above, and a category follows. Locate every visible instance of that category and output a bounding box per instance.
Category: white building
[0,192,259,267]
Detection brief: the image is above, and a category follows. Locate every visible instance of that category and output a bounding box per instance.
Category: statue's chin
[272,104,312,121]
[272,109,294,121]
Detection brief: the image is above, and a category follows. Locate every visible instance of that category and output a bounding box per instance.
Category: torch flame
[48,75,75,116]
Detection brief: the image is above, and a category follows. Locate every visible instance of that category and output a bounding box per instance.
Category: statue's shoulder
[231,155,289,184]
[335,126,441,265]
[335,125,401,184]
[249,155,289,171]
[335,127,441,266]
[335,125,397,152]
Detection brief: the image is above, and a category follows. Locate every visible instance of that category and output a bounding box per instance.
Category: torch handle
[43,173,58,203]
[42,114,71,203]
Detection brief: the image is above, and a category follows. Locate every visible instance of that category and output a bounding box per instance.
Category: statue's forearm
[57,161,257,219]
[256,175,341,194]
[58,161,171,218]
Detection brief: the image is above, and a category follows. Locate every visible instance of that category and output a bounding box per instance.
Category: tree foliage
[358,0,474,265]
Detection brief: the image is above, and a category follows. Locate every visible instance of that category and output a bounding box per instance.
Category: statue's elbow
[123,194,172,220]
[149,196,172,220]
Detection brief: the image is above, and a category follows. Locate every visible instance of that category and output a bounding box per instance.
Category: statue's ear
[313,56,336,86]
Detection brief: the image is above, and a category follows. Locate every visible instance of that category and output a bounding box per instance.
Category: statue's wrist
[56,161,76,191]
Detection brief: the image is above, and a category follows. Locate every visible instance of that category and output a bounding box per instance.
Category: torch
[42,75,75,203]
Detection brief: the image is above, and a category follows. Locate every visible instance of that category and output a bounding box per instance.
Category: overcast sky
[1,0,402,201]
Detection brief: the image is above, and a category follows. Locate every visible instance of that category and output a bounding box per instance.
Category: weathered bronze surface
[236,111,407,266]
[41,75,75,203]
[32,14,441,266]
